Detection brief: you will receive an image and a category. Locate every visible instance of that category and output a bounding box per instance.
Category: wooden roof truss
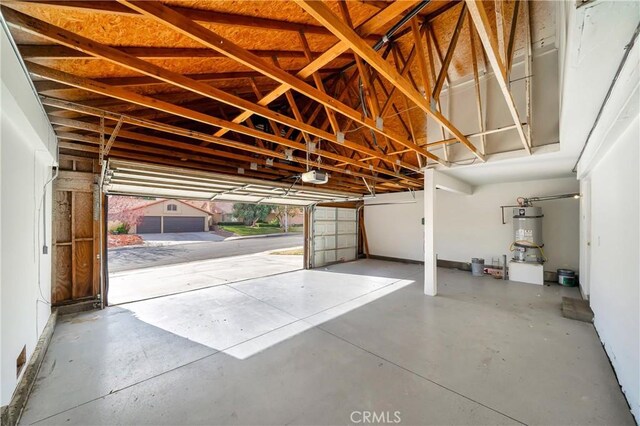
[2,0,535,195]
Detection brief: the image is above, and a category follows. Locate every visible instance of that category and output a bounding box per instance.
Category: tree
[273,205,303,231]
[232,203,272,226]
[107,195,148,233]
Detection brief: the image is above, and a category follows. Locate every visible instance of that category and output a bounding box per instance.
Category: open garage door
[104,160,360,205]
[309,206,358,268]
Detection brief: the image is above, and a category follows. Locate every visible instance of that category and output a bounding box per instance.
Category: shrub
[216,221,243,226]
[109,221,130,235]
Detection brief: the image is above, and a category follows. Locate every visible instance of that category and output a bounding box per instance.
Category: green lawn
[219,224,304,236]
[220,225,284,236]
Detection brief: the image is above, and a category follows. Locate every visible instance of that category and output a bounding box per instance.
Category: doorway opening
[106,195,305,305]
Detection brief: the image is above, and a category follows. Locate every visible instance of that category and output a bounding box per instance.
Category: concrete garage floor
[108,251,302,304]
[21,260,633,425]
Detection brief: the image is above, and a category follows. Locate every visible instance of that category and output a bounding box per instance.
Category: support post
[424,169,437,296]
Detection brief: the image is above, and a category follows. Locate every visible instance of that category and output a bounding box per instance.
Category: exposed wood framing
[432,3,467,101]
[467,12,486,154]
[18,45,353,61]
[117,0,446,166]
[2,6,426,175]
[2,0,547,198]
[41,97,421,189]
[506,0,520,75]
[465,0,531,154]
[523,0,534,147]
[297,0,484,162]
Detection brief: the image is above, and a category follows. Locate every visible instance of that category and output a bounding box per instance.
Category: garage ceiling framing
[1,0,542,194]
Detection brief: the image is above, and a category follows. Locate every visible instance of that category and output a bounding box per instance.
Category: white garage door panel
[313,235,336,251]
[337,208,356,220]
[337,221,356,234]
[337,234,356,248]
[311,206,357,268]
[314,222,336,235]
[336,248,355,261]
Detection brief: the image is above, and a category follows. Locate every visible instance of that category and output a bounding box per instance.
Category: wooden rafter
[17,45,353,61]
[465,0,531,154]
[297,31,340,134]
[297,0,484,163]
[31,71,421,187]
[410,17,432,100]
[523,0,533,147]
[33,69,342,95]
[432,3,467,101]
[467,12,486,154]
[505,0,520,75]
[49,116,381,192]
[116,0,445,167]
[141,1,423,161]
[2,6,425,175]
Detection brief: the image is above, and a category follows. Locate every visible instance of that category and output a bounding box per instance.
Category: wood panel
[74,192,94,239]
[51,170,100,305]
[52,245,72,303]
[73,241,93,299]
[54,191,72,243]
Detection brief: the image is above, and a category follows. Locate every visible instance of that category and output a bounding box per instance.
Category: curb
[224,232,301,241]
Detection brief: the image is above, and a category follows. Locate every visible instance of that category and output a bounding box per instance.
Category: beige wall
[141,200,209,217]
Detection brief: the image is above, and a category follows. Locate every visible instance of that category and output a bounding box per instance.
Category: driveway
[108,251,303,305]
[108,233,303,273]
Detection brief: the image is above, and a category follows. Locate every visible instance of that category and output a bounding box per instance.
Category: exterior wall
[129,200,209,233]
[1,27,57,406]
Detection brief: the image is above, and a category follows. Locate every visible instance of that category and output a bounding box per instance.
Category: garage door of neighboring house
[163,216,205,233]
[137,216,161,233]
[310,206,358,268]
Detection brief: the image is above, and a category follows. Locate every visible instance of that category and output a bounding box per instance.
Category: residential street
[108,233,304,273]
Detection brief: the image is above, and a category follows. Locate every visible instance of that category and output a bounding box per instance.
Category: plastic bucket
[557,269,576,287]
[471,258,485,277]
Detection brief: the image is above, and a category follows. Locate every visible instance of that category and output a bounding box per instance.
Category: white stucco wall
[1,26,57,406]
[435,177,580,272]
[583,117,639,420]
[364,176,579,273]
[364,191,424,262]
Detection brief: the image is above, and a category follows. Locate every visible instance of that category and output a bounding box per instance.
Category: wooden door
[51,170,101,305]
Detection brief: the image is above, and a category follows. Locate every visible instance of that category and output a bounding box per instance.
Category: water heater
[512,206,544,263]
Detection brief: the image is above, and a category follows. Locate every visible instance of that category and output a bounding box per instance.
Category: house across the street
[114,199,211,234]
